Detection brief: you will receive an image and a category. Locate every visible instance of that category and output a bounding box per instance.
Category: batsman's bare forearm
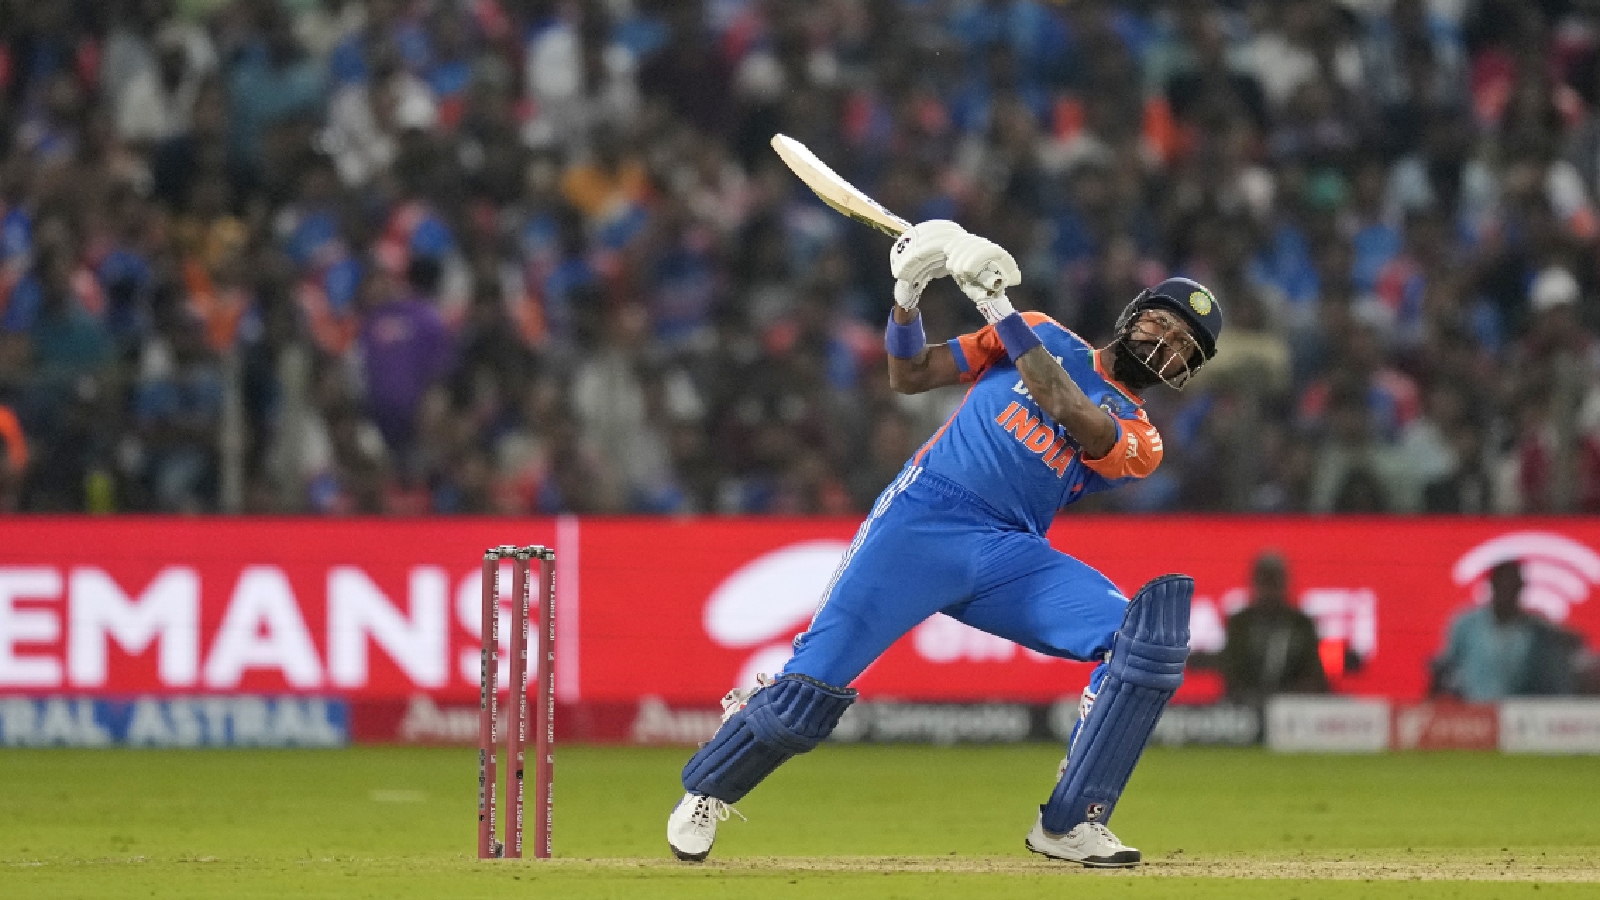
[1014,346,1117,458]
[887,307,961,394]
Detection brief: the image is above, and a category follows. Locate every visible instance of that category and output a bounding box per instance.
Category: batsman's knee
[1107,573,1191,689]
[743,673,855,752]
[682,674,856,802]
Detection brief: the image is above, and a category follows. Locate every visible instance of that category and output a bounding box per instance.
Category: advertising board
[2,518,1596,707]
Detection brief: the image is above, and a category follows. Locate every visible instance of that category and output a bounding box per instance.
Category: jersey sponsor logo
[993,402,1073,477]
[1009,361,1064,403]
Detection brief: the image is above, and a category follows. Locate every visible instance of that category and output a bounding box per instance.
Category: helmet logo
[1189,290,1213,316]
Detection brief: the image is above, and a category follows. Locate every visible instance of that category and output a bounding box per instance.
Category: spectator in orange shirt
[0,402,25,512]
[559,126,650,220]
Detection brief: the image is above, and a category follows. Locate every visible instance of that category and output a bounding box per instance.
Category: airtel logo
[703,541,849,687]
[1452,531,1600,622]
[702,540,1039,685]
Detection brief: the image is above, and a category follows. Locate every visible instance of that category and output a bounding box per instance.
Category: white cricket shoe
[1025,816,1141,868]
[667,793,744,862]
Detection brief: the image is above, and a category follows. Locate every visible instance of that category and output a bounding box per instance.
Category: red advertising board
[1390,702,1499,750]
[2,517,1597,706]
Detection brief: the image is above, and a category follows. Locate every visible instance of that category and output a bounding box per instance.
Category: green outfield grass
[3,744,1598,899]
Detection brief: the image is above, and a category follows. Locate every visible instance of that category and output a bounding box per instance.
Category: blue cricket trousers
[783,466,1127,687]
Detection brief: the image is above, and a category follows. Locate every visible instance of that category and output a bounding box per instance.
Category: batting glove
[889,219,967,310]
[945,233,1022,323]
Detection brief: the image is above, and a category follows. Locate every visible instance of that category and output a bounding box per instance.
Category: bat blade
[771,134,910,237]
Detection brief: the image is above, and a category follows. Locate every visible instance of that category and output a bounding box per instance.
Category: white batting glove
[944,233,1022,323]
[889,219,967,310]
[972,291,1017,324]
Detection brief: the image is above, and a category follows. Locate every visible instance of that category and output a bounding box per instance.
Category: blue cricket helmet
[1116,276,1223,361]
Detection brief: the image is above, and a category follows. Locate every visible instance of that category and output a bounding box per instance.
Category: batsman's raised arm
[1011,342,1119,460]
[885,307,962,394]
[942,233,1121,460]
[883,221,967,394]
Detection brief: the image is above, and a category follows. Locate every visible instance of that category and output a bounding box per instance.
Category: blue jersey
[909,312,1163,534]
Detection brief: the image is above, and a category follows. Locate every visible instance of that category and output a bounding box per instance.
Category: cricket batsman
[667,221,1223,867]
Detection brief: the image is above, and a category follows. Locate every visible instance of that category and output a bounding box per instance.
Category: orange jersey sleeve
[952,311,1055,382]
[1080,409,1163,480]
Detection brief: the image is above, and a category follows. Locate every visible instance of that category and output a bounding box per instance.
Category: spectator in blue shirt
[1432,560,1581,701]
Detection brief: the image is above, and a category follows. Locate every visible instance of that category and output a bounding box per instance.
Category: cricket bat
[771,134,1006,296]
[771,134,910,237]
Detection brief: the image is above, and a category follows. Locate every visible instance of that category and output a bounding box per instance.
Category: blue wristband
[993,312,1042,362]
[885,311,926,359]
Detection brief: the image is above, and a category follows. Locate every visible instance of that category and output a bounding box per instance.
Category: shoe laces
[719,673,777,721]
[1081,822,1119,845]
[691,796,746,830]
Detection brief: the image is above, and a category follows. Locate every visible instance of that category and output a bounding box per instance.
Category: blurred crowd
[1,0,1599,516]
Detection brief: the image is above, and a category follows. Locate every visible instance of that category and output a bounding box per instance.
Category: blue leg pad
[1041,574,1191,833]
[682,673,856,802]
